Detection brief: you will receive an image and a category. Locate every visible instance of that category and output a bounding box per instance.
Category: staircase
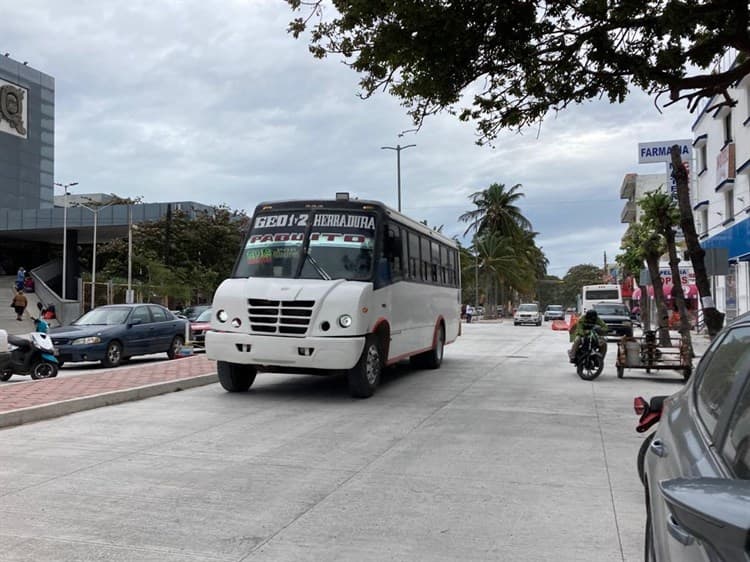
[0,276,43,335]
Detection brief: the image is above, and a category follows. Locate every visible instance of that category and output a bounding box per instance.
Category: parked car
[181,304,211,322]
[591,303,633,338]
[514,303,542,326]
[543,304,565,322]
[189,308,212,349]
[49,304,188,368]
[640,314,750,561]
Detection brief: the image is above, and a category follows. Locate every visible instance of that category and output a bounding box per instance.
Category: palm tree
[459,182,532,237]
[640,190,693,354]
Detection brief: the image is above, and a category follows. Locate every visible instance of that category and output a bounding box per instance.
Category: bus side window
[408,231,420,280]
[421,237,431,283]
[384,226,403,281]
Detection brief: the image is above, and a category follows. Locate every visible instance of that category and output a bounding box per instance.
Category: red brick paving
[0,355,216,413]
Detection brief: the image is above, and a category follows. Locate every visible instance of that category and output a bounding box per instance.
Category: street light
[54,181,78,300]
[381,143,416,212]
[76,199,115,310]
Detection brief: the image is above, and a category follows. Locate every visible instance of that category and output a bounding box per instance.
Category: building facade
[0,55,54,210]
[691,68,750,321]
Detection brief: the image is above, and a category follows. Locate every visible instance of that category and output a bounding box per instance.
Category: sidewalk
[0,354,217,429]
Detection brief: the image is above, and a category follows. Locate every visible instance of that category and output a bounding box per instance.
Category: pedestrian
[466,304,474,324]
[11,288,27,321]
[15,266,25,291]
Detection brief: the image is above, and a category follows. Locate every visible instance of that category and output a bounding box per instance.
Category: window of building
[698,144,708,173]
[724,112,733,144]
[700,208,709,236]
[725,189,735,220]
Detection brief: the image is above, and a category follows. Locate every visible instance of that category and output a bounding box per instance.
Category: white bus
[580,284,623,314]
[206,194,461,398]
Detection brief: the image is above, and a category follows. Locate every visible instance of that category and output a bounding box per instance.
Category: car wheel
[217,361,257,392]
[348,335,382,399]
[637,433,655,485]
[30,360,58,380]
[167,335,185,359]
[101,341,123,368]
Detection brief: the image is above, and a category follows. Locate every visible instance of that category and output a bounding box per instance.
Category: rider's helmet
[584,309,598,324]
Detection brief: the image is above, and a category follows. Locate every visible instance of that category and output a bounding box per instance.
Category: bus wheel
[217,361,257,392]
[348,336,381,399]
[411,324,445,370]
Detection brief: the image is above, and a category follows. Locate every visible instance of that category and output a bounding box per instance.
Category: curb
[0,373,218,429]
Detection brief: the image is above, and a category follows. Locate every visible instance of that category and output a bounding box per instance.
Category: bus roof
[252,197,457,248]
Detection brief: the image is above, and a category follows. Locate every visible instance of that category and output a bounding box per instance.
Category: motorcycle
[0,329,59,381]
[634,395,668,484]
[573,326,605,380]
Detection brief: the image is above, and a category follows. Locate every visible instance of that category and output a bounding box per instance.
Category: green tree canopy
[98,206,249,303]
[561,264,604,307]
[288,1,749,141]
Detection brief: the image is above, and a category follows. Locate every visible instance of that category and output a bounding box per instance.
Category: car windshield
[235,210,377,281]
[547,305,562,311]
[518,304,538,312]
[195,309,212,322]
[74,307,130,326]
[594,304,629,316]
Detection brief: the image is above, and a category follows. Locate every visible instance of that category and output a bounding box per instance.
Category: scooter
[0,327,59,381]
[573,327,605,380]
[634,395,668,484]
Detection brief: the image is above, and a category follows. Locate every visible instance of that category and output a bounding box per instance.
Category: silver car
[641,315,750,561]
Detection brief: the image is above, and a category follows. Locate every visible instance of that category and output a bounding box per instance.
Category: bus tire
[348,336,381,399]
[217,361,257,392]
[416,324,445,370]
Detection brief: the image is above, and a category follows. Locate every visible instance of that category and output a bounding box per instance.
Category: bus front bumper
[205,331,365,371]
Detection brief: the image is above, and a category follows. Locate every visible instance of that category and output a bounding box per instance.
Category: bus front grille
[247,299,315,335]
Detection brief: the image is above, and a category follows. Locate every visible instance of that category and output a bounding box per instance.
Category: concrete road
[0,322,689,561]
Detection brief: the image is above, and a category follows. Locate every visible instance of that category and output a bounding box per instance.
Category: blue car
[49,304,188,368]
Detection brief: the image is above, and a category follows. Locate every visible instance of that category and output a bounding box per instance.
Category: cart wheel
[616,365,624,379]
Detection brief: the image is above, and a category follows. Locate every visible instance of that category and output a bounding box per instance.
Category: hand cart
[615,330,692,381]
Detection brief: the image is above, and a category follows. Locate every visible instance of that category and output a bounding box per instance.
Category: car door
[148,305,181,352]
[647,325,750,561]
[126,306,153,356]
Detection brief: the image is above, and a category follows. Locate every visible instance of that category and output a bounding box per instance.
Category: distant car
[591,303,633,338]
[641,314,750,561]
[189,308,212,349]
[514,303,541,326]
[543,304,565,322]
[181,305,210,322]
[49,304,188,368]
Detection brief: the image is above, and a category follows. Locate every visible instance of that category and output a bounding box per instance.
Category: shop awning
[632,284,698,300]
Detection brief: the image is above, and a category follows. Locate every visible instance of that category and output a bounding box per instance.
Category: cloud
[4,0,695,277]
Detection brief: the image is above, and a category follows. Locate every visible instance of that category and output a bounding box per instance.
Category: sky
[3,0,697,278]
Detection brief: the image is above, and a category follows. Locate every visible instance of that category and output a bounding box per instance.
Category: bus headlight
[217,309,228,323]
[338,314,352,328]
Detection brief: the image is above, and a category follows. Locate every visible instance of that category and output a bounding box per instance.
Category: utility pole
[381,143,416,212]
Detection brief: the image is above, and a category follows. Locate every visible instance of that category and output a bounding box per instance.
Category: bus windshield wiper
[303,251,331,280]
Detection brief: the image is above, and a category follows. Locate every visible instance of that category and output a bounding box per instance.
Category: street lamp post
[381,143,416,212]
[76,200,115,310]
[54,181,78,300]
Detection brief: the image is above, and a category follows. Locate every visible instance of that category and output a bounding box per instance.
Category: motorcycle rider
[569,309,608,362]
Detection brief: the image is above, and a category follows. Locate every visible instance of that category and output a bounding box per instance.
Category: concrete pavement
[0,322,710,561]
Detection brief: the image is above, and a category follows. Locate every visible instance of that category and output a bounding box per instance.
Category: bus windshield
[235,209,377,281]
